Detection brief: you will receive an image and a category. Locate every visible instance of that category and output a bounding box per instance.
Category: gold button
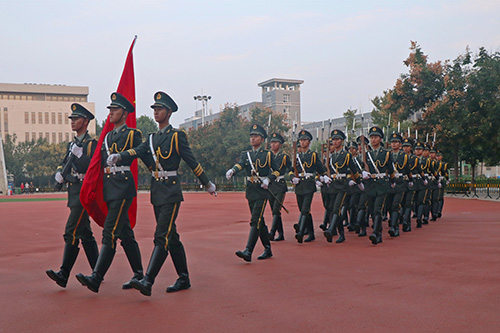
[107,175,110,178]
[125,177,128,180]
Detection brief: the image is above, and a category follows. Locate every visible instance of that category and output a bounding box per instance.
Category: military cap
[269,132,284,144]
[330,129,346,140]
[430,146,437,153]
[424,144,431,151]
[437,150,443,156]
[368,126,384,139]
[107,92,135,113]
[402,137,414,147]
[69,103,95,120]
[414,141,424,150]
[250,124,267,139]
[298,129,313,141]
[151,91,178,112]
[356,135,369,146]
[390,133,403,143]
[347,141,358,149]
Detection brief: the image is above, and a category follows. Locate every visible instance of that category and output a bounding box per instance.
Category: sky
[1,0,500,127]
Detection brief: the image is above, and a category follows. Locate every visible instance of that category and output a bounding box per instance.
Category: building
[301,112,374,142]
[258,78,303,127]
[0,83,96,144]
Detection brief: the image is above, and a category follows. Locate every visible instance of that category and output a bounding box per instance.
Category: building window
[65,133,70,142]
[51,112,56,124]
[45,132,49,141]
[283,94,290,103]
[45,112,49,124]
[64,113,69,124]
[32,112,36,124]
[52,132,56,143]
[25,112,29,124]
[3,109,8,132]
[32,132,36,141]
[39,132,43,139]
[58,133,63,143]
[58,112,62,124]
[25,132,29,142]
[38,112,42,124]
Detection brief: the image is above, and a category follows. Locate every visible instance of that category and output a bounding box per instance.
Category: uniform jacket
[231,147,280,201]
[101,126,151,202]
[289,149,327,195]
[59,132,97,207]
[388,150,412,193]
[269,151,291,195]
[362,146,396,196]
[120,125,209,206]
[328,148,361,193]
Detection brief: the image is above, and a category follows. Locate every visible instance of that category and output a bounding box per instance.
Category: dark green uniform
[414,147,433,227]
[401,144,420,232]
[429,156,441,221]
[268,151,291,241]
[437,155,448,217]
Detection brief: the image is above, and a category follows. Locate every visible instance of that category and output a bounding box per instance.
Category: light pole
[193,95,211,126]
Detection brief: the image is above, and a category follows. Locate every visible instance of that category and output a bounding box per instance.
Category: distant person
[20,182,24,194]
[46,103,99,288]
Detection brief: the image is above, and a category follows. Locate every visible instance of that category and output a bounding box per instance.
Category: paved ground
[1,192,499,332]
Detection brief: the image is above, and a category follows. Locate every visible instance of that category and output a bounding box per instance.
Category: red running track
[1,192,499,332]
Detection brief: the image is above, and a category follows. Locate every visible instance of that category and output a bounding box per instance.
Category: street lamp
[193,95,211,126]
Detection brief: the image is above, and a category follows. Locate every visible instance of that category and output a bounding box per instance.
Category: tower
[258,78,303,127]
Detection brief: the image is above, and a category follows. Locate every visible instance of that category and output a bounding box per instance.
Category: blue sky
[1,0,499,127]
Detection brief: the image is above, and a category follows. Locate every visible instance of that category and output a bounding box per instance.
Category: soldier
[76,92,152,293]
[436,150,449,218]
[413,142,430,228]
[429,147,441,221]
[267,133,291,241]
[401,137,420,232]
[385,133,413,237]
[318,139,333,233]
[46,104,99,288]
[359,126,396,245]
[353,136,370,236]
[323,130,363,243]
[347,141,363,232]
[106,91,216,296]
[421,144,435,224]
[290,130,329,243]
[226,124,280,262]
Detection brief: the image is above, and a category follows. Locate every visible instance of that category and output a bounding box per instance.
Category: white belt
[439,176,444,181]
[333,173,347,179]
[394,173,403,178]
[152,170,177,179]
[373,173,386,179]
[72,172,85,180]
[412,174,420,179]
[247,176,266,183]
[299,172,314,179]
[275,176,285,181]
[104,166,131,174]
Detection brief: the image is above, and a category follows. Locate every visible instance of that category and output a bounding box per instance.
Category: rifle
[325,120,331,178]
[54,143,80,190]
[292,123,299,177]
[360,113,370,173]
[265,113,272,149]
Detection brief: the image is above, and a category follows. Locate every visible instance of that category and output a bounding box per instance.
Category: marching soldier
[267,133,291,241]
[421,144,435,224]
[76,92,152,293]
[318,139,333,233]
[226,124,281,262]
[359,126,396,245]
[46,104,99,288]
[429,147,441,221]
[413,142,430,228]
[107,91,216,296]
[401,137,419,232]
[290,130,329,243]
[347,141,363,232]
[436,150,449,218]
[323,130,362,243]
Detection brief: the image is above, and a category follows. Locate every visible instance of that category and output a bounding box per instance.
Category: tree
[3,134,32,185]
[137,115,158,135]
[25,140,67,187]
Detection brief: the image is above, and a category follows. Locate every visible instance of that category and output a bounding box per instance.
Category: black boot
[304,214,315,242]
[258,245,273,260]
[122,241,144,290]
[76,244,115,293]
[274,215,284,241]
[324,214,339,243]
[348,207,357,232]
[257,225,273,259]
[423,204,430,224]
[369,216,381,245]
[388,211,399,237]
[341,206,349,227]
[431,201,438,221]
[336,220,345,243]
[319,209,330,231]
[269,215,278,240]
[295,214,307,243]
[168,242,191,292]
[437,200,444,218]
[46,244,79,288]
[236,225,259,261]
[402,208,412,232]
[130,246,168,296]
[82,240,99,270]
[416,204,424,228]
[357,209,367,237]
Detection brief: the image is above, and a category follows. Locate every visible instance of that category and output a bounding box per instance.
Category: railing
[447,179,500,199]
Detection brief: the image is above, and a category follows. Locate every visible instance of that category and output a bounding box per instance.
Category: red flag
[81,36,139,228]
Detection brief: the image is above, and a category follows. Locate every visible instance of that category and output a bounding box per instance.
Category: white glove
[423,179,428,186]
[55,172,64,184]
[348,180,356,187]
[321,175,332,185]
[438,183,442,188]
[316,180,323,187]
[70,144,83,158]
[391,182,396,188]
[362,171,371,180]
[261,178,270,189]
[408,181,414,187]
[226,169,234,180]
[446,180,450,185]
[206,181,216,195]
[107,153,121,166]
[358,183,365,191]
[292,177,300,185]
